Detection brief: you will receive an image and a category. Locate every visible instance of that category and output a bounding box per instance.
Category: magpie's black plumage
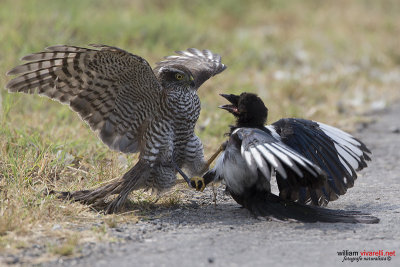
[203,92,379,223]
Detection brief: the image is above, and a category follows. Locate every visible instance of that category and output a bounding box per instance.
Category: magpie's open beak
[219,94,240,114]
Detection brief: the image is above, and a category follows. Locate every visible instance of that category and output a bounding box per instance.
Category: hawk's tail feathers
[52,161,148,213]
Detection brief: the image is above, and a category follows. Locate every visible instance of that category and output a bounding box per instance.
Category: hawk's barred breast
[6,45,226,212]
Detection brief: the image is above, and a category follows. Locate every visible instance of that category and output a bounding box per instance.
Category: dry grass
[1,0,400,262]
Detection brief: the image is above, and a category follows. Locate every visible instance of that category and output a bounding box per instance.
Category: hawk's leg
[173,161,192,187]
[173,161,205,191]
[190,142,226,192]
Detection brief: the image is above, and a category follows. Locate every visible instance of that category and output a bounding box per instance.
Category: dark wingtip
[48,190,73,200]
[355,216,380,224]
[244,191,380,224]
[6,69,15,76]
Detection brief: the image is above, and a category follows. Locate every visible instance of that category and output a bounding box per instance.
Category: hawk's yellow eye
[175,73,184,80]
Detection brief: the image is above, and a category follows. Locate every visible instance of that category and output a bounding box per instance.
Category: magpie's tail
[243,191,379,224]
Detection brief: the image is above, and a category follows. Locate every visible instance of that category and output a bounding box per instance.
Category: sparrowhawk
[6,44,226,213]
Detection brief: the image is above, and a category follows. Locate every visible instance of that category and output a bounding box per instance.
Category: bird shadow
[110,193,383,231]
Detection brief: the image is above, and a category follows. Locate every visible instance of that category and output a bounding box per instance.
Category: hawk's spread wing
[271,118,371,205]
[6,44,163,153]
[154,48,226,88]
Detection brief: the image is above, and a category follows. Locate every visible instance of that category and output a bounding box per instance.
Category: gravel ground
[4,103,400,267]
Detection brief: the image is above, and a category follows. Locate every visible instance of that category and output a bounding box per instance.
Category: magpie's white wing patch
[235,127,325,182]
[317,122,368,172]
[203,118,370,206]
[271,118,371,205]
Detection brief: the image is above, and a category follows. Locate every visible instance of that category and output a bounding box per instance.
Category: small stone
[52,224,62,231]
[208,257,215,264]
[390,126,400,134]
[370,100,386,111]
[117,154,128,168]
[6,256,20,264]
[56,150,75,165]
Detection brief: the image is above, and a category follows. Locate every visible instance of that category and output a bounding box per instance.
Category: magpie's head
[219,92,268,127]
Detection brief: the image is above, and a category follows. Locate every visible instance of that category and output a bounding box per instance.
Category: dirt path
[44,103,400,266]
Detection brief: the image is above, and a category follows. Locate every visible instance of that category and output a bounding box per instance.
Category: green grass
[1,0,400,260]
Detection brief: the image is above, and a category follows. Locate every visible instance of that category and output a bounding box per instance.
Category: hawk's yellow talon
[190,176,206,192]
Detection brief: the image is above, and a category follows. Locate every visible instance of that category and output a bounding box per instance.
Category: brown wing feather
[154,48,226,89]
[6,45,162,153]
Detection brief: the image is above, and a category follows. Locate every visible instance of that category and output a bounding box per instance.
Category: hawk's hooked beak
[219,94,240,114]
[189,75,195,88]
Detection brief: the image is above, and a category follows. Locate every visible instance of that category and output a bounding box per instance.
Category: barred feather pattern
[6,45,224,203]
[139,86,205,190]
[6,44,162,154]
[154,48,227,88]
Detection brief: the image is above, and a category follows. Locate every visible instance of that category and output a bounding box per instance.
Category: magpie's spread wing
[203,126,326,195]
[235,127,326,182]
[271,118,371,205]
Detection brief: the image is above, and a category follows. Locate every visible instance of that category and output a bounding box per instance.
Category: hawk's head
[157,65,195,90]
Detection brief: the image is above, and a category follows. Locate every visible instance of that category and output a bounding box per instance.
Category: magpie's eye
[175,73,184,80]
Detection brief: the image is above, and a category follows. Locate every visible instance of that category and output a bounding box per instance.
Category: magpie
[199,92,379,223]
